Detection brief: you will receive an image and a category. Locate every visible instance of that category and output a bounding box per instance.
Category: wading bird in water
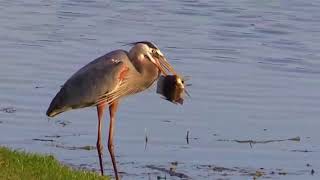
[46,41,178,180]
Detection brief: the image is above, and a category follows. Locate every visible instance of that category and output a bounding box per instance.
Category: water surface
[1,0,320,179]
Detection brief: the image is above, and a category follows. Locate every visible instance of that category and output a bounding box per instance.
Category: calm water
[1,0,320,179]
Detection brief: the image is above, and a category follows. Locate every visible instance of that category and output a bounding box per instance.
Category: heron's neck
[128,52,159,80]
[128,51,142,74]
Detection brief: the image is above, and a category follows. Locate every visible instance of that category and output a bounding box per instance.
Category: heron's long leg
[97,103,107,176]
[108,101,119,180]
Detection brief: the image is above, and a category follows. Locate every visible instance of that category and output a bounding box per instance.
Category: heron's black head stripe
[132,41,158,49]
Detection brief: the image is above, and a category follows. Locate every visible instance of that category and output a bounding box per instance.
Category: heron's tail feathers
[46,91,68,117]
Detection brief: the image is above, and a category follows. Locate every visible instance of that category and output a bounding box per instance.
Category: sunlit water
[1,0,320,179]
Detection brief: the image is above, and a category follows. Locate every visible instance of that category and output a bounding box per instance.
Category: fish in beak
[146,48,191,104]
[157,75,185,104]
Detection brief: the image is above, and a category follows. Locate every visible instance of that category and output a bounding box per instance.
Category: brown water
[1,0,320,179]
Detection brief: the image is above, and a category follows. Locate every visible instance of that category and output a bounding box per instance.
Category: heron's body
[46,42,177,180]
[47,49,160,117]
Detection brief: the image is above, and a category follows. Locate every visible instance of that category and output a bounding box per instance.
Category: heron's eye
[152,49,157,54]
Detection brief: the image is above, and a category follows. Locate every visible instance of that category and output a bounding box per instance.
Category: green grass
[0,146,109,180]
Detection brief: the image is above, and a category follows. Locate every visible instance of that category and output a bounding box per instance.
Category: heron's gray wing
[94,69,141,105]
[47,50,130,117]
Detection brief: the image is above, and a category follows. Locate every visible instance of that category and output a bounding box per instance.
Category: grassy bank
[0,146,108,180]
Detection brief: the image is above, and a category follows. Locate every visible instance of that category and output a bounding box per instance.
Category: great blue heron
[46,41,178,180]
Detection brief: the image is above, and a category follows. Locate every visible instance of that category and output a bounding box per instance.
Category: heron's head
[129,41,177,75]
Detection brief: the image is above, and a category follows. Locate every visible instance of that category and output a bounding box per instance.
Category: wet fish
[157,75,186,104]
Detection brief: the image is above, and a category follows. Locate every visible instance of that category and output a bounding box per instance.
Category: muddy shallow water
[1,0,320,179]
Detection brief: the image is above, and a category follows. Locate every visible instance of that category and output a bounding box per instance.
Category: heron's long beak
[147,53,177,76]
[158,56,178,75]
